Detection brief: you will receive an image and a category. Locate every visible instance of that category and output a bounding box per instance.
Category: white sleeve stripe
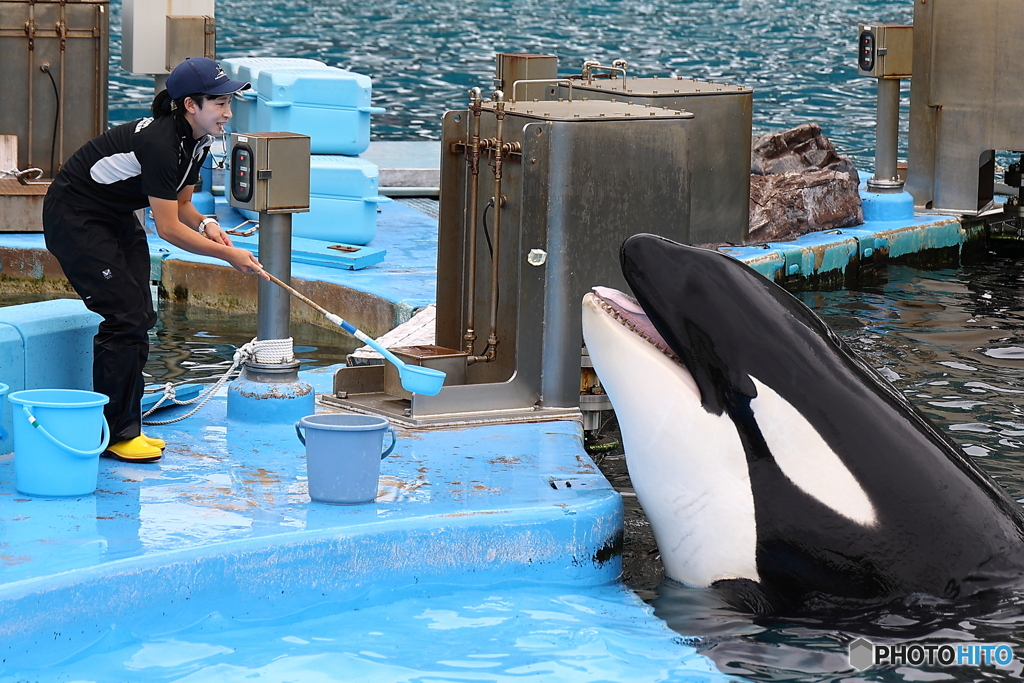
[89,152,142,185]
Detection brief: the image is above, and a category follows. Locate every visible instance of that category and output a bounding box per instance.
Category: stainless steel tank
[552,73,752,245]
[331,96,692,425]
[907,0,1024,214]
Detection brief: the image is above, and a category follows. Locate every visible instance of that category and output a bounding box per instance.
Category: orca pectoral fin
[710,577,780,615]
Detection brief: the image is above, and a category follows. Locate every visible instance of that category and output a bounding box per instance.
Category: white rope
[1,167,44,183]
[252,337,294,364]
[142,337,298,426]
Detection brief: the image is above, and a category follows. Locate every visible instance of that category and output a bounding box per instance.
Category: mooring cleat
[103,436,163,463]
[140,433,166,449]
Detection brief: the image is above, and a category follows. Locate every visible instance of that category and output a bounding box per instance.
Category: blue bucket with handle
[295,413,396,504]
[6,389,110,497]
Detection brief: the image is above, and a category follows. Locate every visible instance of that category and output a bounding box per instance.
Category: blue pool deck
[0,370,731,680]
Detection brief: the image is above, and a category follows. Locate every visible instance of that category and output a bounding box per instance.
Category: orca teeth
[594,296,679,362]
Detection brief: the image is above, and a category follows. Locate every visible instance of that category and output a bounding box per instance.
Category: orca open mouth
[589,286,679,363]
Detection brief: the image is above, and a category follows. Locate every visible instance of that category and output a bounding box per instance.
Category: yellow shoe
[141,433,166,449]
[103,436,163,463]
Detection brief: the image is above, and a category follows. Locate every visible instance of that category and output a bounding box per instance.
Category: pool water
[105,0,913,171]
[1,584,727,682]
[145,299,360,386]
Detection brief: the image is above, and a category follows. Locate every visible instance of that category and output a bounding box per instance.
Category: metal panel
[0,0,109,175]
[907,0,1024,214]
[495,53,558,102]
[121,0,214,75]
[165,15,215,71]
[555,76,751,245]
[0,179,47,231]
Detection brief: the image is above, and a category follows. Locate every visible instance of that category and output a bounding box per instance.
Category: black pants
[43,195,156,443]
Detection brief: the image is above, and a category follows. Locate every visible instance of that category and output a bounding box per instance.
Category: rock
[751,122,860,182]
[747,123,863,243]
[748,169,863,243]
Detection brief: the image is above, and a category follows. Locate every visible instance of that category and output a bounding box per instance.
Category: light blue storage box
[0,300,101,455]
[235,155,390,245]
[255,67,385,155]
[221,57,331,134]
[293,155,391,244]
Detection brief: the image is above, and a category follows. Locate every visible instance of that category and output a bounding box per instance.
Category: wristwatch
[198,217,219,237]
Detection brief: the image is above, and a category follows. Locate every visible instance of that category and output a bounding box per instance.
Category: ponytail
[151,89,207,118]
[152,89,172,117]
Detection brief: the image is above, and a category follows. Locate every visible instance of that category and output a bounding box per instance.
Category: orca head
[583,234,885,597]
[617,233,840,416]
[582,278,762,589]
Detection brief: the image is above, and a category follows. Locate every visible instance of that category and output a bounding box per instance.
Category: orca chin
[583,233,1024,612]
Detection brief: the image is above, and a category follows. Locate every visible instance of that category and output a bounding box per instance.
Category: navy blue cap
[166,57,251,99]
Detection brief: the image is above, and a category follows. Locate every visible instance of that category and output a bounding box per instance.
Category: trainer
[43,57,267,463]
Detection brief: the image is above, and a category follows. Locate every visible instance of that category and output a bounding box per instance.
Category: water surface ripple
[106,0,911,170]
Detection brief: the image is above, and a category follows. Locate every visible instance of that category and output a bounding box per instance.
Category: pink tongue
[593,286,645,315]
[591,286,671,351]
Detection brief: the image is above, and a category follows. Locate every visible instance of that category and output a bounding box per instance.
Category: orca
[581,233,1024,612]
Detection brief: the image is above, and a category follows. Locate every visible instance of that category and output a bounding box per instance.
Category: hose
[40,63,60,178]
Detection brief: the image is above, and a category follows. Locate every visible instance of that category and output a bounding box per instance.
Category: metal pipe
[580,60,628,90]
[463,87,483,355]
[95,4,103,136]
[26,1,35,165]
[867,77,904,192]
[57,5,66,167]
[481,93,506,363]
[256,212,293,342]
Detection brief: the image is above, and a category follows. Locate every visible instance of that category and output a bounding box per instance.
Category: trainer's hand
[203,222,234,247]
[225,248,270,280]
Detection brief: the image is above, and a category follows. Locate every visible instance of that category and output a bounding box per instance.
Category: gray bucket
[295,413,396,504]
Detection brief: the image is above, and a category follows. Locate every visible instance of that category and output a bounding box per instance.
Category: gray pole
[868,77,904,192]
[257,212,292,341]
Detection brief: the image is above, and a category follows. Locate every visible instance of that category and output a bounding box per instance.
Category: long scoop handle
[262,271,409,369]
[263,271,332,318]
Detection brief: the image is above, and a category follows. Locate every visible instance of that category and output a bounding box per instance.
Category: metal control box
[435,100,692,410]
[122,0,214,75]
[858,25,913,79]
[553,75,752,245]
[228,132,311,214]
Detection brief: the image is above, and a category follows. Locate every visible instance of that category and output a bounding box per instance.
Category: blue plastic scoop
[263,272,446,396]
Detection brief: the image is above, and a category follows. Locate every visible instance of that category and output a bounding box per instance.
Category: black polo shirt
[48,114,212,214]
